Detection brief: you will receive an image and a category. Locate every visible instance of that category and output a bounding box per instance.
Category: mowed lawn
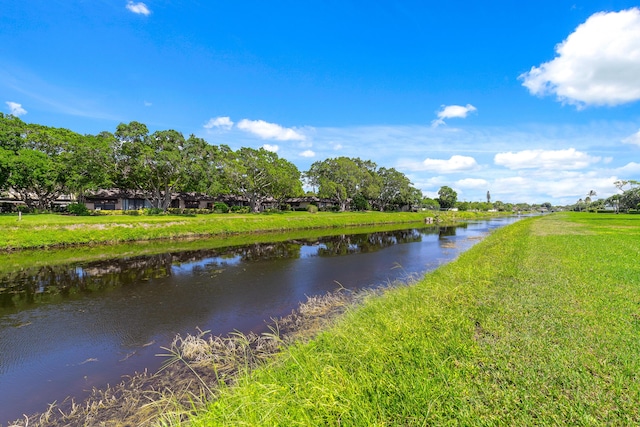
[176,212,640,426]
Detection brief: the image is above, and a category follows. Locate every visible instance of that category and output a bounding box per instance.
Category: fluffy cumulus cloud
[421,155,479,173]
[237,119,306,141]
[300,150,315,158]
[616,161,640,175]
[204,116,234,130]
[494,148,600,170]
[623,130,640,147]
[520,8,640,107]
[262,144,279,152]
[126,1,151,15]
[5,101,27,116]
[431,104,477,127]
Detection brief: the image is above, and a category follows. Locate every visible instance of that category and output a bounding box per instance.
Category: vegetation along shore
[8,211,639,426]
[0,210,499,251]
[178,212,640,426]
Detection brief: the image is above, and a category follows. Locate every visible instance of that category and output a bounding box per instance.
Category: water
[0,217,520,423]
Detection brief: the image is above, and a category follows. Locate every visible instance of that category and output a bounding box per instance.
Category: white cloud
[616,161,640,174]
[623,130,640,146]
[126,1,151,15]
[5,101,27,116]
[144,101,152,107]
[520,8,640,107]
[300,150,315,158]
[204,116,234,130]
[456,178,488,188]
[237,119,306,141]
[431,104,477,127]
[494,148,600,170]
[262,144,279,152]
[420,155,479,173]
[489,171,620,204]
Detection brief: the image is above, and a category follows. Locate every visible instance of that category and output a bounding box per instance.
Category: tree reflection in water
[0,227,453,314]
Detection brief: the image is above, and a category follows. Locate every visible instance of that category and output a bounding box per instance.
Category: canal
[0,216,520,423]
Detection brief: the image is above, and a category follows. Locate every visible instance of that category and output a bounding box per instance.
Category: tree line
[574,182,640,213]
[0,114,423,212]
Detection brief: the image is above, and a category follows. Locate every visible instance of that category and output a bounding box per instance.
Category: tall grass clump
[182,213,640,426]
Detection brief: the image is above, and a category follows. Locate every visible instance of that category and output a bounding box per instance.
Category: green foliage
[305,160,420,212]
[437,185,457,209]
[230,205,250,214]
[227,148,303,212]
[306,204,319,214]
[213,202,229,213]
[421,197,440,210]
[67,203,90,216]
[351,193,370,211]
[373,167,420,211]
[143,207,165,215]
[306,157,380,212]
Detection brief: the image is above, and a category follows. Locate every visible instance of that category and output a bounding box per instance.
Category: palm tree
[586,190,597,212]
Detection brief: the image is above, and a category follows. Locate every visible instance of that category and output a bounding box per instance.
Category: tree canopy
[306,157,419,211]
[437,186,457,209]
[226,147,303,212]
[0,116,462,213]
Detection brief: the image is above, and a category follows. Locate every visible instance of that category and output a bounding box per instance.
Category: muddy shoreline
[6,283,395,427]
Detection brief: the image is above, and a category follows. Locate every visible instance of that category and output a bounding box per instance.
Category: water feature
[0,216,520,423]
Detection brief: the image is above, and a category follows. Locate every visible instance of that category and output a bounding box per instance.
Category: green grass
[0,210,498,251]
[176,212,640,426]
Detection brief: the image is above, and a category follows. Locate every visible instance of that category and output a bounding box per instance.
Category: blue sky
[2,1,640,205]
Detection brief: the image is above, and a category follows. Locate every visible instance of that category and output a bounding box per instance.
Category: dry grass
[5,287,371,427]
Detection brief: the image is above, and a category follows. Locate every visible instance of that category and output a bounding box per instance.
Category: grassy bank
[175,212,640,426]
[0,210,496,251]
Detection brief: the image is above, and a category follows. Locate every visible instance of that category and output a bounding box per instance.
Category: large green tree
[373,167,420,211]
[115,122,209,210]
[65,132,116,202]
[184,140,233,196]
[8,148,66,210]
[0,113,28,192]
[306,157,375,211]
[227,147,303,212]
[437,186,457,209]
[1,117,93,209]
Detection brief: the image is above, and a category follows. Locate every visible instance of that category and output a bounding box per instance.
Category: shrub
[352,194,370,211]
[95,209,124,216]
[230,205,250,214]
[143,207,164,215]
[67,203,90,216]
[125,210,140,216]
[213,202,230,213]
[306,204,319,214]
[263,208,283,215]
